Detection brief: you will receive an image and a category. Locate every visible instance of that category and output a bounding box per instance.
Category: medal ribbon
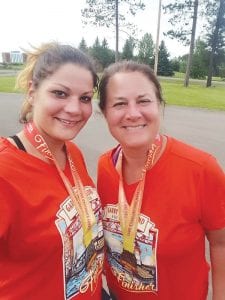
[116,135,162,253]
[24,122,96,247]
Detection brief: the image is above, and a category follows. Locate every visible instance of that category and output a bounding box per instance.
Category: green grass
[0,75,225,111]
[161,80,225,111]
[0,76,17,93]
[173,72,185,79]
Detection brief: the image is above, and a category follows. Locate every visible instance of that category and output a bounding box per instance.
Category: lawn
[0,75,225,111]
[161,80,225,111]
[0,76,17,93]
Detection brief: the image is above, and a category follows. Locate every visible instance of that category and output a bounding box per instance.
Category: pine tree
[82,0,145,61]
[78,38,88,54]
[122,37,135,60]
[157,41,174,76]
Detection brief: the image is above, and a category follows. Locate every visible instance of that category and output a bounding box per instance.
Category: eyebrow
[51,83,93,95]
[52,83,69,91]
[137,94,151,98]
[113,94,151,100]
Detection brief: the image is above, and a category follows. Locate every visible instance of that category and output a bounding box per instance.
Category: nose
[125,102,142,120]
[64,97,82,114]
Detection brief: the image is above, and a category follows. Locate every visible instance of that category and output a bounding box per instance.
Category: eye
[138,99,155,105]
[51,90,67,99]
[112,101,127,109]
[80,95,92,103]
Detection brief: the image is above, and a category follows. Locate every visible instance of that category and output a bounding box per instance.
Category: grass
[0,76,17,93]
[0,74,225,111]
[161,80,225,111]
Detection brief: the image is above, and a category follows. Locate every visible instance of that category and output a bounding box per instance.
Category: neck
[121,135,166,184]
[121,147,150,185]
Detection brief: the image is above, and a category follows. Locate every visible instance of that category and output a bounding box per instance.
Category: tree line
[82,0,225,87]
[79,34,225,80]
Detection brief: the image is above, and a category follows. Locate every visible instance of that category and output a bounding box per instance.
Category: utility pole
[154,0,162,75]
[115,0,119,62]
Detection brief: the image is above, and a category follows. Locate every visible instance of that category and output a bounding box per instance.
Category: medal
[116,135,162,253]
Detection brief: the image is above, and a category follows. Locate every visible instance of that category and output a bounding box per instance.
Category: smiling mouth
[56,117,81,125]
[122,125,146,130]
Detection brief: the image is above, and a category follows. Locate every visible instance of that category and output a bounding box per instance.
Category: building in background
[1,51,26,64]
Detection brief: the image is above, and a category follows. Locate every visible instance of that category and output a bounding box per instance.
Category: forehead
[107,71,157,93]
[41,63,93,85]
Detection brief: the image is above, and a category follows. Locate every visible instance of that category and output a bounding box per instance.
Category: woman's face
[29,63,93,146]
[104,71,161,151]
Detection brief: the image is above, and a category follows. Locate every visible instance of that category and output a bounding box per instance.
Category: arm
[207,227,225,300]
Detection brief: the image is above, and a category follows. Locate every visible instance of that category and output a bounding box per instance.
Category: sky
[0,0,195,58]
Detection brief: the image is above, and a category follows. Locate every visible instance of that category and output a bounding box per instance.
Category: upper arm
[207,227,225,247]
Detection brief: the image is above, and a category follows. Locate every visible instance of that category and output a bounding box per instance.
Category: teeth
[125,125,145,129]
[58,118,77,125]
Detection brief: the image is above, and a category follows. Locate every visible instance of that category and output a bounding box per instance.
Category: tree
[82,0,145,62]
[157,41,174,76]
[170,58,180,72]
[89,37,102,71]
[89,37,115,71]
[100,38,115,68]
[190,38,209,79]
[205,0,225,87]
[78,38,88,54]
[122,37,135,60]
[164,0,199,86]
[137,33,154,66]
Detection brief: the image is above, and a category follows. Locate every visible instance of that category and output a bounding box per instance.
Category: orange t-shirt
[0,138,104,300]
[97,136,225,300]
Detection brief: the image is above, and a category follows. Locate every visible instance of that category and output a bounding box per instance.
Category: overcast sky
[1,0,193,58]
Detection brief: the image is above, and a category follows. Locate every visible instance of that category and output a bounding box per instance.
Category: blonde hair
[16,42,98,123]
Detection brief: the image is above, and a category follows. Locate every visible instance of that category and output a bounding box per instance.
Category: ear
[27,81,35,105]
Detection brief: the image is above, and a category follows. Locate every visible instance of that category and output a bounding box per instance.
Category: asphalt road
[1,92,224,299]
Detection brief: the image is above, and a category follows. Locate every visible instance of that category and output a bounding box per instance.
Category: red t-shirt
[0,138,104,300]
[97,136,225,300]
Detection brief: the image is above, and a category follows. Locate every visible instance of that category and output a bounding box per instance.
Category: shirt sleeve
[0,178,15,238]
[200,155,225,230]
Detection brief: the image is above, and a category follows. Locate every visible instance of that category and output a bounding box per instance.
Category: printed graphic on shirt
[56,186,104,300]
[103,204,158,294]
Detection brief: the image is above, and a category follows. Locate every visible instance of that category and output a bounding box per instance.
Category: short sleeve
[0,178,15,238]
[200,156,225,230]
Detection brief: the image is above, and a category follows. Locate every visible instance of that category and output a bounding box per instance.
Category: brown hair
[16,42,98,123]
[98,60,165,112]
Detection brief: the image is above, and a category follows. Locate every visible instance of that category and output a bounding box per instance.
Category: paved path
[1,93,224,298]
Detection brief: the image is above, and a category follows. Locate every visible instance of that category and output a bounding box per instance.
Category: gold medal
[116,136,162,253]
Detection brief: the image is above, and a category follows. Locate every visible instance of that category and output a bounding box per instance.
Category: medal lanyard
[116,135,162,253]
[24,122,96,247]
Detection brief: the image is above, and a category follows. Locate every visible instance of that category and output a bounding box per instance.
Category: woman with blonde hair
[0,42,104,299]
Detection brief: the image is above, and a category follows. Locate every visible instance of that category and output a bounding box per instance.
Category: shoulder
[66,141,93,183]
[66,141,85,163]
[0,137,8,152]
[0,138,16,167]
[97,146,120,185]
[98,145,120,171]
[98,149,113,165]
[167,136,217,168]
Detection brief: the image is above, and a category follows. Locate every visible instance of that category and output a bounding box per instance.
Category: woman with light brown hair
[98,60,225,300]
